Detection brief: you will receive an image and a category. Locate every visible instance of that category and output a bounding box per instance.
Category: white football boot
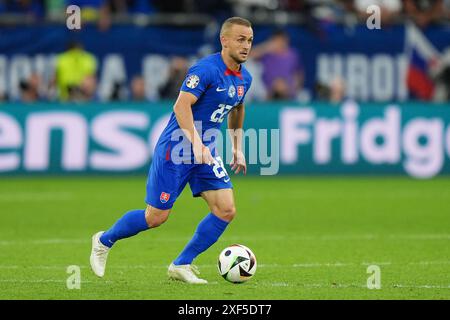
[168,263,208,284]
[90,231,110,277]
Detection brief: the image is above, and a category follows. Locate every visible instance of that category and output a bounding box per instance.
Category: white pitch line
[1,261,449,270]
[0,279,101,283]
[267,283,450,289]
[0,264,276,270]
[1,234,449,246]
[293,262,395,268]
[293,262,352,268]
[410,261,450,265]
[392,284,450,289]
[0,278,448,290]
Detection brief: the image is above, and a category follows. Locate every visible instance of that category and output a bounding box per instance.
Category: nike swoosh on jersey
[216,87,226,92]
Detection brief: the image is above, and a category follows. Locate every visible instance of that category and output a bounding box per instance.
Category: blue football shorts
[145,154,232,210]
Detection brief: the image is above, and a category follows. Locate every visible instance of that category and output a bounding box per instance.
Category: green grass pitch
[0,176,449,299]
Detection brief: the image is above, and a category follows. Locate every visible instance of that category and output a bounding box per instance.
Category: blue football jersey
[154,52,252,161]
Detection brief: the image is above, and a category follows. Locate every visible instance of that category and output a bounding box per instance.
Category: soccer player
[90,17,253,284]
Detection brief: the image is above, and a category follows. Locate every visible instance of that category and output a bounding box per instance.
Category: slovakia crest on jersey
[160,192,170,203]
[237,85,244,98]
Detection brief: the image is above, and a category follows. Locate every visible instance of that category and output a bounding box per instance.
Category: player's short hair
[220,17,252,37]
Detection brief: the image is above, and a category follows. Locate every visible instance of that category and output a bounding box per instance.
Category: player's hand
[202,146,215,165]
[230,150,247,175]
[194,144,214,165]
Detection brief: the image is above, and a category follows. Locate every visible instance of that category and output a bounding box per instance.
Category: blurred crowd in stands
[0,1,449,27]
[1,0,449,104]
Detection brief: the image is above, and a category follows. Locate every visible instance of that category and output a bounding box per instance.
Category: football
[217,244,257,283]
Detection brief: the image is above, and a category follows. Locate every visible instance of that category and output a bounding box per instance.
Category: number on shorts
[212,157,229,179]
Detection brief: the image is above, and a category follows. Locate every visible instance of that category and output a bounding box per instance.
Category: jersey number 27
[210,104,233,123]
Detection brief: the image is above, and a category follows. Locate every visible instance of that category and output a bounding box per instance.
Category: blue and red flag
[405,23,441,100]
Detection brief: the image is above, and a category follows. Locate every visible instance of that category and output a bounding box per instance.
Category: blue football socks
[100,209,149,248]
[173,213,229,265]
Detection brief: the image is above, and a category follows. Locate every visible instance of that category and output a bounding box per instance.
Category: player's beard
[230,51,247,64]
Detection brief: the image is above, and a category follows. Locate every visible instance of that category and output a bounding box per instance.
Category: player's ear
[220,35,228,48]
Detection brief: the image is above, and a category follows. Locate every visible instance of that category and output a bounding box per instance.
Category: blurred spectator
[338,0,356,13]
[106,0,127,13]
[80,74,98,101]
[0,0,45,19]
[279,0,357,27]
[152,0,187,12]
[278,0,308,12]
[55,41,98,102]
[109,80,127,101]
[251,29,304,101]
[404,0,445,28]
[432,48,450,101]
[66,0,111,30]
[159,56,189,100]
[269,78,291,100]
[315,76,346,104]
[122,0,156,14]
[46,0,65,18]
[130,75,147,101]
[233,0,284,17]
[19,73,41,103]
[315,82,330,101]
[65,74,98,102]
[329,76,346,103]
[354,0,402,25]
[191,0,232,18]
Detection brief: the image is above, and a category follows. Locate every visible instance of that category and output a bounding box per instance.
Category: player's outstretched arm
[228,103,247,175]
[173,91,214,165]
